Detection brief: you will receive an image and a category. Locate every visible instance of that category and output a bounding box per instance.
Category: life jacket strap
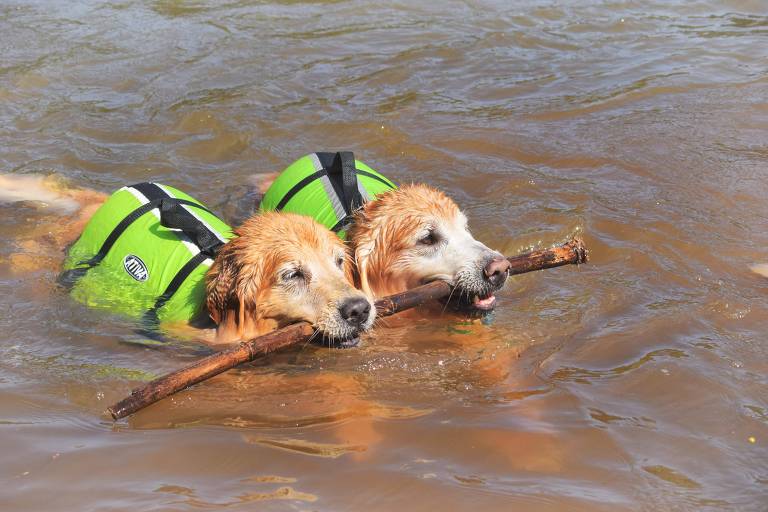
[274,151,395,233]
[334,151,364,214]
[159,199,223,255]
[58,197,166,289]
[141,251,211,329]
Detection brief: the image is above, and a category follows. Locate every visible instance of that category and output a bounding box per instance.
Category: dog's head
[348,184,510,311]
[206,212,375,346]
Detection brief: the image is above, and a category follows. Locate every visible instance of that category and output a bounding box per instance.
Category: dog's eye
[335,256,345,269]
[283,268,304,281]
[418,230,439,246]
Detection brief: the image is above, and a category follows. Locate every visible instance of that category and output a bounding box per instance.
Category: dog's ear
[349,205,379,297]
[207,242,267,341]
[353,240,374,297]
[206,252,239,325]
[342,252,357,287]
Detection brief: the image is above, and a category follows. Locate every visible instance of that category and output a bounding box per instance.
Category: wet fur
[346,184,505,301]
[207,212,374,344]
[347,185,458,296]
[0,175,107,273]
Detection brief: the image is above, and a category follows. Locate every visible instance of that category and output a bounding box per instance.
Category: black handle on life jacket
[330,151,364,213]
[159,199,223,256]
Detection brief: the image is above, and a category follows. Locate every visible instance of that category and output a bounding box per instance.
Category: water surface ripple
[1,1,767,510]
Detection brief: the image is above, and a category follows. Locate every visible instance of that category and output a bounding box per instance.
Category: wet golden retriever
[346,184,511,311]
[207,211,374,345]
[0,174,374,346]
[252,166,512,313]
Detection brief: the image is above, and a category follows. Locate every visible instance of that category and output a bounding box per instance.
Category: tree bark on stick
[107,237,587,420]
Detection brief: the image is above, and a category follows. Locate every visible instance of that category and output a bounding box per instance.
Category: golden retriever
[0,174,374,346]
[253,163,512,312]
[206,211,374,345]
[346,184,511,310]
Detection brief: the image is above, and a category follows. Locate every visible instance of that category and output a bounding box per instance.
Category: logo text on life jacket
[123,254,149,282]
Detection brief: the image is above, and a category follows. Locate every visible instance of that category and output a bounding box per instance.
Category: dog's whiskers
[440,283,459,316]
[298,327,322,353]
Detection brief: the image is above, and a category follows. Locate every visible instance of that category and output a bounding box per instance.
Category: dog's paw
[0,174,80,215]
[247,172,280,195]
[750,264,768,278]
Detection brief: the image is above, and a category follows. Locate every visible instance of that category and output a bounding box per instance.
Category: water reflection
[2,0,768,510]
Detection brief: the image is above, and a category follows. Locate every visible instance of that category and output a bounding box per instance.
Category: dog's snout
[339,296,371,327]
[483,257,511,287]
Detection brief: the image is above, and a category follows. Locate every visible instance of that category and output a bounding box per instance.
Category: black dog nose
[483,257,511,288]
[339,297,371,327]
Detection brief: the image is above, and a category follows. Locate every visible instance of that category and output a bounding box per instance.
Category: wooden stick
[507,237,588,276]
[107,237,587,420]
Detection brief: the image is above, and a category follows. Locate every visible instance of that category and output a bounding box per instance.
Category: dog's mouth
[470,292,497,310]
[312,331,361,349]
[427,268,504,314]
[438,287,498,314]
[454,290,497,313]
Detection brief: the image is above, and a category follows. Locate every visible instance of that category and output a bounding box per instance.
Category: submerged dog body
[0,174,374,345]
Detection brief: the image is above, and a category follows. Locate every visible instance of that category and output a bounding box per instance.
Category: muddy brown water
[1,1,768,510]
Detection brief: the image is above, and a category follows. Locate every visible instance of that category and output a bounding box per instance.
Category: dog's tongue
[473,294,496,309]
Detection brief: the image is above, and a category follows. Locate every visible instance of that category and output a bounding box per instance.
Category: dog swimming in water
[0,175,375,346]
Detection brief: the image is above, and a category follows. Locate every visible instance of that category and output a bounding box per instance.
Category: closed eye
[418,229,440,246]
[282,268,305,281]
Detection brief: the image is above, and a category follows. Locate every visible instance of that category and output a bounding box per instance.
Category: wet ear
[354,240,374,297]
[206,224,283,343]
[206,254,239,325]
[343,252,356,286]
[207,254,265,339]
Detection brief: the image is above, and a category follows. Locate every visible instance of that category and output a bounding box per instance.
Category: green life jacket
[260,152,397,237]
[60,182,233,325]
